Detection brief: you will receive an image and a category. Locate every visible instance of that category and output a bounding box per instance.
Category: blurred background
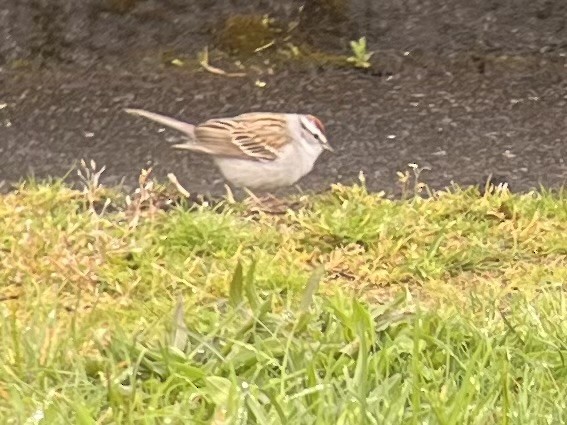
[1,0,566,194]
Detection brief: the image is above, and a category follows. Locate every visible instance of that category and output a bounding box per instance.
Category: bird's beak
[323,143,334,153]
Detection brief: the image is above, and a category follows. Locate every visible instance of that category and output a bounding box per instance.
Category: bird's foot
[243,191,297,214]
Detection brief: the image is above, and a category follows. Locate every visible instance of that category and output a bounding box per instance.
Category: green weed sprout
[347,36,373,68]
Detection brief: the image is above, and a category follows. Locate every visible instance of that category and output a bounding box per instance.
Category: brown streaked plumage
[194,113,291,161]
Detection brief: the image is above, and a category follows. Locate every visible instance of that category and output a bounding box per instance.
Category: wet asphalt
[1,56,565,196]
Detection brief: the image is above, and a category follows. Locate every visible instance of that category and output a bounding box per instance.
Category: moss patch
[215,14,280,56]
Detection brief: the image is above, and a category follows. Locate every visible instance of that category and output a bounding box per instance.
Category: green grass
[0,177,566,424]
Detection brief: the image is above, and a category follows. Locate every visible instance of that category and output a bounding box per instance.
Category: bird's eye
[313,133,320,140]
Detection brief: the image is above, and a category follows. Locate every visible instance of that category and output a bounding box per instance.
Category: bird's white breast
[213,114,324,190]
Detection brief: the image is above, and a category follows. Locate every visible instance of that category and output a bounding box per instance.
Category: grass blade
[170,295,189,352]
[229,261,244,308]
[299,265,325,313]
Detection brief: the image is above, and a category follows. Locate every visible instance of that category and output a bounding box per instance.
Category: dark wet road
[1,57,565,195]
[1,0,566,195]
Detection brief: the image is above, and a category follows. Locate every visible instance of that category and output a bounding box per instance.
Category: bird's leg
[243,187,266,206]
[242,188,294,214]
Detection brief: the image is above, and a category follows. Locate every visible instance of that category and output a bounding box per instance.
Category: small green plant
[347,36,373,68]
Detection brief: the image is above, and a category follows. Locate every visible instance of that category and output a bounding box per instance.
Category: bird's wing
[194,113,291,161]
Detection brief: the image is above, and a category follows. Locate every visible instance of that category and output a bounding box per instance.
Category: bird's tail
[124,108,196,139]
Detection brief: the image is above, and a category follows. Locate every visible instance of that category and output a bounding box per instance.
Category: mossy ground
[1,171,566,423]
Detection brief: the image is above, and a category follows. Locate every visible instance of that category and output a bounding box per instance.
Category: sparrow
[124,108,333,190]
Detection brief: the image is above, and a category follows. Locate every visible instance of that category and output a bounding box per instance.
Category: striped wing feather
[194,113,290,161]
